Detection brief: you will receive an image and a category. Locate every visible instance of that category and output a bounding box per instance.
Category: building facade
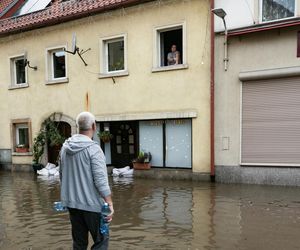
[0,0,212,175]
[214,0,300,185]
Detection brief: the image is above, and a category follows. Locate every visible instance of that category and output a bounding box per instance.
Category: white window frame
[46,45,68,84]
[260,0,297,23]
[16,124,29,146]
[99,34,128,78]
[11,118,32,155]
[9,54,28,89]
[152,22,188,72]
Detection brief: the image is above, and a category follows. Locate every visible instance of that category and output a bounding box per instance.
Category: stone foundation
[216,165,300,186]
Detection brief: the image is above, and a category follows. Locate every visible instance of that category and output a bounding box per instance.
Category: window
[14,0,52,16]
[99,34,128,78]
[153,23,187,71]
[261,0,296,22]
[10,55,27,88]
[46,47,68,84]
[11,119,32,154]
[16,125,29,146]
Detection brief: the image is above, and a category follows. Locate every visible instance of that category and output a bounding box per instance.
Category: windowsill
[98,71,129,79]
[260,15,296,24]
[8,83,29,90]
[152,64,188,73]
[12,152,33,156]
[46,78,69,85]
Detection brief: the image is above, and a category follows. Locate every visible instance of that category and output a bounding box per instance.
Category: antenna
[64,32,91,66]
[24,51,37,70]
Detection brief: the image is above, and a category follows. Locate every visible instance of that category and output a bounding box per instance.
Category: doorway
[47,121,71,164]
[109,121,138,167]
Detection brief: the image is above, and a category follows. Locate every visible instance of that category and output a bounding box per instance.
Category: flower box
[133,162,151,170]
[16,147,29,153]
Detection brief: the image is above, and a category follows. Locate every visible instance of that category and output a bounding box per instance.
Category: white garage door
[241,77,300,165]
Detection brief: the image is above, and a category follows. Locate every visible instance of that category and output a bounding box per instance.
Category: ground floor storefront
[97,119,192,168]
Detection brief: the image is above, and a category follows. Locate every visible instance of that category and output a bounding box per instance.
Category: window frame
[260,0,297,23]
[16,124,29,146]
[152,22,188,72]
[9,54,28,89]
[99,33,128,78]
[46,45,68,84]
[11,118,32,155]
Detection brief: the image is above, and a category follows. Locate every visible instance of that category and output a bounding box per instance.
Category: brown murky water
[1,171,300,250]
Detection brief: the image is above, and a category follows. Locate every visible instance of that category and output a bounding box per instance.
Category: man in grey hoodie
[60,111,114,250]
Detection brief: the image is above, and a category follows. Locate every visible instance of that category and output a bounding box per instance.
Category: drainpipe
[210,0,215,180]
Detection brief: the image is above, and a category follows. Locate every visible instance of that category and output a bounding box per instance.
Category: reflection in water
[1,171,300,249]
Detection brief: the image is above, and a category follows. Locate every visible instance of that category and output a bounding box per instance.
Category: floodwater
[1,172,300,250]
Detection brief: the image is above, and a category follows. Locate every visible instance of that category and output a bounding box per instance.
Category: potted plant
[32,114,65,173]
[98,130,113,143]
[132,151,152,170]
[16,144,29,153]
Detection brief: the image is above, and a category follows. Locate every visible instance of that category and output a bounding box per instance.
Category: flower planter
[101,137,111,143]
[133,162,151,170]
[16,147,29,153]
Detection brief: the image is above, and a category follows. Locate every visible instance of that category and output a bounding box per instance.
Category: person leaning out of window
[167,44,181,66]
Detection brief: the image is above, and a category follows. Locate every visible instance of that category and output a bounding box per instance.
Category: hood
[62,134,97,155]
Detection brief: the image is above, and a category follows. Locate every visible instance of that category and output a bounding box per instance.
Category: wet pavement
[1,171,300,250]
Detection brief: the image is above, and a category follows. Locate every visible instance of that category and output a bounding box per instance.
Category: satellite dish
[71,33,77,54]
[65,32,91,66]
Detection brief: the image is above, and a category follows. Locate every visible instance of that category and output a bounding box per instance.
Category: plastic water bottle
[100,203,111,235]
[53,201,67,212]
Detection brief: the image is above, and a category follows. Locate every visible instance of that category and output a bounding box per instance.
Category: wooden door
[110,121,137,167]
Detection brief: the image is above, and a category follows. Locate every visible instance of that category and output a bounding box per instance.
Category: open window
[153,22,187,71]
[46,46,68,84]
[9,54,27,88]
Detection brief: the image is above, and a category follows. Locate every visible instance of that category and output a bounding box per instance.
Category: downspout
[210,0,215,180]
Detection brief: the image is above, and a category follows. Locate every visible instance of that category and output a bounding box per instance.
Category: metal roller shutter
[241,77,300,165]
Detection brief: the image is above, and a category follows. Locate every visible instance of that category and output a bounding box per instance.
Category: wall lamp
[212,8,228,71]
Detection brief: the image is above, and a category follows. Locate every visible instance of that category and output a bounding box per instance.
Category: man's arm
[90,146,114,218]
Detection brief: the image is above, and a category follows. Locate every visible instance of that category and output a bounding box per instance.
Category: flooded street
[1,171,300,249]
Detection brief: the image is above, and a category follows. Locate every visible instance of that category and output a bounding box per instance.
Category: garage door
[241,77,300,165]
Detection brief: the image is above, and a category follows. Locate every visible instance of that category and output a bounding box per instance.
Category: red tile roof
[0,0,15,14]
[0,0,153,37]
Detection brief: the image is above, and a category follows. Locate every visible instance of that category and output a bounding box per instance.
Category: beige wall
[215,26,300,166]
[0,0,211,172]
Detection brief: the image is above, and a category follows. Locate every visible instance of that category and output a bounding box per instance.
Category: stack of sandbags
[37,163,60,176]
[111,166,134,177]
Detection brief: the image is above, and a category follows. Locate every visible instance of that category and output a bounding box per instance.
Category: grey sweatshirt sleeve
[90,145,111,198]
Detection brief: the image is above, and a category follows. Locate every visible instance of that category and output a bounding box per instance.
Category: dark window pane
[262,0,295,22]
[15,59,26,84]
[53,51,66,78]
[18,128,29,146]
[160,28,182,67]
[108,40,124,72]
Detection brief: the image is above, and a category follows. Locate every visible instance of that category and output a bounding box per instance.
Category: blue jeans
[68,208,109,250]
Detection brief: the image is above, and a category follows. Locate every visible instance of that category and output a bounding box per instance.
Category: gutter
[227,17,300,37]
[210,0,215,179]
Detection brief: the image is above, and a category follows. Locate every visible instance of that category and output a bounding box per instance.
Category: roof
[0,0,15,13]
[0,0,153,37]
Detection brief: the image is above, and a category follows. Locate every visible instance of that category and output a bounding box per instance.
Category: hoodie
[60,134,111,212]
